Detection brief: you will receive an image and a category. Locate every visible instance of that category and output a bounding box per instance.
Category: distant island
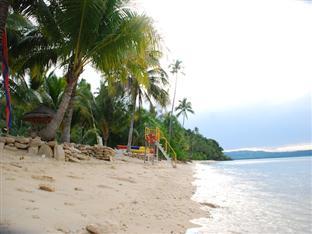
[225,150,312,160]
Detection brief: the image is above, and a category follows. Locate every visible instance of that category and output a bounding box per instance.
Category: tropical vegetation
[0,0,229,161]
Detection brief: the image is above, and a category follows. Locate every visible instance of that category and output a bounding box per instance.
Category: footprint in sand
[110,176,136,184]
[32,215,40,219]
[16,187,33,193]
[5,177,15,181]
[97,184,114,189]
[64,202,75,206]
[31,175,55,182]
[67,175,84,179]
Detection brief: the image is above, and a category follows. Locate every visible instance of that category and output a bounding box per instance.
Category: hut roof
[23,105,56,124]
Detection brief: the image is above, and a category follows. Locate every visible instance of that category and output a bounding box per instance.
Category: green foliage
[1,1,228,161]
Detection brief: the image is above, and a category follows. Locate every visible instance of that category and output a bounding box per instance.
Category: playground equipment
[144,127,177,168]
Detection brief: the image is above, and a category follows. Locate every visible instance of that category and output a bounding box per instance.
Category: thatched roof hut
[23,105,55,124]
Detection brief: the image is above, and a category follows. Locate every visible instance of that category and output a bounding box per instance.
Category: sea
[186,156,312,234]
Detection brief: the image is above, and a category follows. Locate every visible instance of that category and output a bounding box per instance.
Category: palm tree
[38,73,66,110]
[175,98,194,126]
[25,0,160,141]
[124,50,169,152]
[168,59,183,139]
[93,82,128,146]
[63,79,96,143]
[0,0,39,60]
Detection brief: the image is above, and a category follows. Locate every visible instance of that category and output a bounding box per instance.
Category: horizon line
[224,143,312,153]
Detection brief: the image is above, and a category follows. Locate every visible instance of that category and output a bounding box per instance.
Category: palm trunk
[39,68,79,141]
[101,122,109,146]
[103,134,108,146]
[182,115,185,127]
[60,85,76,143]
[127,94,137,153]
[168,73,178,140]
[0,0,9,61]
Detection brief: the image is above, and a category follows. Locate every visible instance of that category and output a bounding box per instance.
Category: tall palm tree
[63,79,95,143]
[27,0,160,140]
[168,59,183,139]
[123,50,169,152]
[175,98,194,126]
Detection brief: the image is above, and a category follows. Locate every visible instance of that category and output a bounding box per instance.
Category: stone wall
[0,136,115,162]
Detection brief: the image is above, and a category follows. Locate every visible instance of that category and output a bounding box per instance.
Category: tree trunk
[103,135,108,146]
[102,122,109,146]
[127,94,137,153]
[0,0,9,61]
[168,74,178,140]
[39,69,78,141]
[60,85,76,143]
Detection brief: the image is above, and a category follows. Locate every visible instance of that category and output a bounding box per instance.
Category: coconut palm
[175,98,194,126]
[124,50,169,152]
[168,59,183,139]
[0,0,39,60]
[63,79,96,143]
[93,82,129,146]
[24,0,160,141]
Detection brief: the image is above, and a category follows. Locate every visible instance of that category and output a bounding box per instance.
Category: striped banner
[2,29,12,130]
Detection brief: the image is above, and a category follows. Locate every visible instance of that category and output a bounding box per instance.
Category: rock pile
[63,143,114,162]
[0,135,115,162]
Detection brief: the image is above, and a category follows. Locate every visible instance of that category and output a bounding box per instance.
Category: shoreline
[0,149,204,233]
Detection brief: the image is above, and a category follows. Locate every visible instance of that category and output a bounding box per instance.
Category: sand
[0,149,204,234]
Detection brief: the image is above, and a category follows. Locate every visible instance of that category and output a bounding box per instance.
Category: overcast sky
[82,0,312,150]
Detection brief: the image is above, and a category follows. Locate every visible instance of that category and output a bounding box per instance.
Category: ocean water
[186,156,312,234]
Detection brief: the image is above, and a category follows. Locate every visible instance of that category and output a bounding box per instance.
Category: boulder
[30,137,43,147]
[54,145,65,161]
[28,146,38,155]
[15,142,29,149]
[5,136,15,144]
[48,141,57,147]
[38,144,53,158]
[15,137,30,144]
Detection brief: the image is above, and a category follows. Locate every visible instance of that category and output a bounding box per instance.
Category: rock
[38,184,55,192]
[15,142,29,149]
[200,202,220,208]
[5,136,15,144]
[28,146,38,155]
[75,154,90,160]
[66,155,80,163]
[54,145,65,161]
[0,136,6,143]
[38,144,53,158]
[4,145,17,151]
[86,224,101,234]
[0,142,4,150]
[15,137,30,144]
[30,137,43,147]
[48,141,57,147]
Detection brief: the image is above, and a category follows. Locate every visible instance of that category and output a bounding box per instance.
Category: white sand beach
[0,149,204,234]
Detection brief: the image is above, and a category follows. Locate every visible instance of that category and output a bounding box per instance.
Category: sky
[82,0,312,150]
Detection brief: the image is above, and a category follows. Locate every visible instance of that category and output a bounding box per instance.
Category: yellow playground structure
[144,127,177,167]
